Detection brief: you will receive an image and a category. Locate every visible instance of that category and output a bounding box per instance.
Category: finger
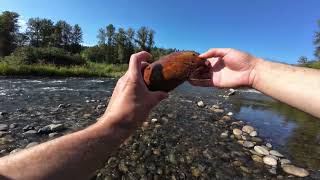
[199,48,232,59]
[129,51,152,78]
[188,79,213,87]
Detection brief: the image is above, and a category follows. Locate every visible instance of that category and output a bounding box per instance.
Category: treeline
[297,20,320,68]
[0,11,175,66]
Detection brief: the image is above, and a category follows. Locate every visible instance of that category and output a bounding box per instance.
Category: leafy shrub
[81,46,107,63]
[5,47,86,66]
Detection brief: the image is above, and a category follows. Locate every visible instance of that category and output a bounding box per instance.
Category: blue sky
[1,0,319,64]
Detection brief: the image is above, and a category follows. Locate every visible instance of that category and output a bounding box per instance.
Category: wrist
[249,57,264,89]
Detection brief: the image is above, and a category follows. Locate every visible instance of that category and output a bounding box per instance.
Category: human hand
[189,48,260,88]
[99,51,168,130]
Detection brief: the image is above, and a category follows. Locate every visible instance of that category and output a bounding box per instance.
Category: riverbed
[0,77,319,179]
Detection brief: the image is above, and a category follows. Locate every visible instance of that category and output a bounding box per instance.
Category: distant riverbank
[0,62,127,77]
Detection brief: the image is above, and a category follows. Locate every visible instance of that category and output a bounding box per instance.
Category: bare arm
[0,51,167,180]
[192,48,320,118]
[252,59,320,118]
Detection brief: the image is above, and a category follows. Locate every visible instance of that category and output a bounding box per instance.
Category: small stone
[254,146,269,156]
[38,124,65,134]
[197,101,205,107]
[118,161,128,172]
[0,124,8,131]
[85,100,90,103]
[269,167,277,175]
[282,165,309,177]
[266,143,272,148]
[241,135,247,140]
[153,148,161,156]
[249,131,257,137]
[169,153,177,164]
[9,123,17,129]
[251,155,263,163]
[220,132,228,138]
[96,104,105,109]
[168,114,174,118]
[23,130,37,136]
[151,118,158,123]
[10,148,22,154]
[280,159,291,165]
[212,109,224,113]
[240,166,251,173]
[270,150,284,157]
[211,105,220,109]
[228,88,236,96]
[49,132,59,138]
[242,125,254,134]
[155,124,161,128]
[251,137,263,143]
[263,155,277,166]
[237,140,244,145]
[232,160,242,166]
[221,116,231,121]
[191,167,201,177]
[227,112,233,116]
[83,113,91,118]
[22,125,34,131]
[26,142,39,148]
[233,128,242,136]
[243,141,254,148]
[142,121,149,129]
[161,117,169,123]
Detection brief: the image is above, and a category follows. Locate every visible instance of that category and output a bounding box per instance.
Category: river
[0,77,319,179]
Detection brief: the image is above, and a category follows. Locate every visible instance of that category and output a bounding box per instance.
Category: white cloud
[81,42,95,47]
[18,17,27,32]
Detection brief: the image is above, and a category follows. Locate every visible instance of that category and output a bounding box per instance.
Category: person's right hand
[189,48,260,88]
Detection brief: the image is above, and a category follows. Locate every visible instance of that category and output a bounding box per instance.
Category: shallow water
[1,77,319,172]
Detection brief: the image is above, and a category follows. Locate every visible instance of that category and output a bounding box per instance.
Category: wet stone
[151,118,158,123]
[282,165,309,177]
[269,167,277,175]
[280,159,291,165]
[243,141,254,148]
[227,112,233,116]
[251,137,263,143]
[251,155,263,163]
[26,142,39,148]
[249,131,257,137]
[191,167,201,177]
[23,130,38,136]
[49,132,59,138]
[242,125,254,134]
[232,128,242,136]
[240,166,251,174]
[9,123,17,129]
[220,132,228,138]
[269,150,284,157]
[0,124,8,131]
[254,146,269,156]
[197,101,205,107]
[266,143,272,148]
[263,155,277,166]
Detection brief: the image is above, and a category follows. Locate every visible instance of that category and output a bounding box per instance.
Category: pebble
[243,141,254,148]
[240,166,251,173]
[251,155,263,163]
[9,123,17,129]
[228,88,236,96]
[242,125,254,134]
[39,124,65,133]
[220,132,228,138]
[191,167,201,177]
[269,150,284,157]
[263,155,277,166]
[280,159,291,165]
[266,143,272,148]
[249,131,257,137]
[22,125,34,131]
[118,161,128,172]
[221,116,231,121]
[0,124,8,131]
[83,113,91,118]
[211,105,220,109]
[282,165,309,177]
[212,109,224,113]
[254,146,269,156]
[49,132,59,138]
[251,137,263,143]
[169,153,177,164]
[226,112,233,117]
[26,142,39,148]
[197,101,205,107]
[23,130,37,136]
[232,128,242,136]
[269,167,277,175]
[151,118,158,123]
[153,148,161,156]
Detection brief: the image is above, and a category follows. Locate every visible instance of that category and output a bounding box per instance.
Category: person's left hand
[99,51,168,130]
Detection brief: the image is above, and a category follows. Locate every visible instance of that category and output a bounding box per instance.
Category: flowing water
[0,77,319,174]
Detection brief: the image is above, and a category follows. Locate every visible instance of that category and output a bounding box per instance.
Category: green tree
[70,24,83,53]
[97,28,106,45]
[314,20,320,60]
[0,11,20,56]
[106,24,116,62]
[147,29,155,51]
[26,18,54,47]
[136,26,149,51]
[115,28,127,63]
[54,20,72,49]
[298,56,308,64]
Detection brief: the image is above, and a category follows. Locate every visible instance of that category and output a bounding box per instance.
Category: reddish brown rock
[143,51,207,92]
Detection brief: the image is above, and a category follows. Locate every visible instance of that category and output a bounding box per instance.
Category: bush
[301,60,320,69]
[5,47,86,66]
[81,45,107,63]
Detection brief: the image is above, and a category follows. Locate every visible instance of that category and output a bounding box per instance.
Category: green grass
[0,61,128,77]
[303,61,320,69]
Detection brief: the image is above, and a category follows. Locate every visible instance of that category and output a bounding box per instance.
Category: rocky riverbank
[0,78,318,179]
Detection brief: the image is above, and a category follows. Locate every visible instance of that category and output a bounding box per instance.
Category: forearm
[0,115,132,180]
[252,58,320,118]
